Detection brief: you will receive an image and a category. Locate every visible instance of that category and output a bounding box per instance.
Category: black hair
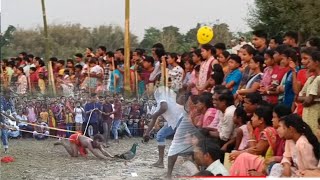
[66,59,74,65]
[221,51,230,59]
[281,114,320,160]
[64,69,70,75]
[234,106,250,125]
[245,92,263,104]
[57,60,65,66]
[212,64,223,73]
[143,56,154,65]
[194,64,200,72]
[217,89,234,107]
[201,44,214,52]
[193,49,203,60]
[185,58,196,67]
[134,49,144,56]
[252,55,265,72]
[311,51,320,63]
[106,51,114,58]
[19,52,27,56]
[228,54,241,64]
[253,30,268,40]
[301,47,316,56]
[254,103,273,126]
[284,31,299,43]
[308,37,320,50]
[75,53,83,58]
[214,43,226,50]
[211,71,224,85]
[116,48,124,55]
[198,92,213,109]
[89,58,98,64]
[214,85,228,94]
[152,43,164,50]
[242,44,257,56]
[27,54,34,59]
[17,67,25,75]
[99,46,107,52]
[273,104,292,118]
[193,170,214,177]
[198,138,222,161]
[74,64,83,70]
[93,134,105,143]
[37,59,45,67]
[275,44,290,54]
[49,57,58,62]
[155,48,166,59]
[270,36,283,45]
[168,52,179,62]
[30,67,36,71]
[265,49,275,58]
[282,48,299,63]
[87,47,93,51]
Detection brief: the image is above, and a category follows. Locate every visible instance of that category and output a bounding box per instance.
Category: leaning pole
[41,0,56,96]
[124,0,131,97]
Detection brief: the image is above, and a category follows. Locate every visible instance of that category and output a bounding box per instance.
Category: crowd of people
[1,30,320,178]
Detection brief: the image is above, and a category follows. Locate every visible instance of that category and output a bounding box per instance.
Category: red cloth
[69,134,87,156]
[267,66,290,104]
[1,156,15,163]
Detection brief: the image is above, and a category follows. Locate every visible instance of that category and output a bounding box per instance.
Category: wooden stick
[135,63,139,99]
[112,58,116,95]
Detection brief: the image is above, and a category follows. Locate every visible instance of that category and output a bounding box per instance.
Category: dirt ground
[0,138,194,180]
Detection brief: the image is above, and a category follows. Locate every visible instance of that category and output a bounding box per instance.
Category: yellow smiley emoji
[197,26,214,44]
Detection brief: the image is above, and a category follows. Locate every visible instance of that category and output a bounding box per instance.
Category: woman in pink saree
[229,104,279,176]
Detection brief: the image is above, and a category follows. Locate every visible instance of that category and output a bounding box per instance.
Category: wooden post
[41,0,56,96]
[124,0,131,97]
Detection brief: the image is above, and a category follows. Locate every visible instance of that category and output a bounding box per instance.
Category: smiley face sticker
[197,26,214,44]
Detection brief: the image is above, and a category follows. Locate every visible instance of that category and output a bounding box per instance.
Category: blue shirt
[225,69,242,94]
[84,102,102,123]
[109,69,123,94]
[282,70,295,108]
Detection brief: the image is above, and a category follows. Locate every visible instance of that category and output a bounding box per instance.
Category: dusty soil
[0,138,193,180]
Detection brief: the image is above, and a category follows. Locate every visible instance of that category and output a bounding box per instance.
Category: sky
[1,0,254,40]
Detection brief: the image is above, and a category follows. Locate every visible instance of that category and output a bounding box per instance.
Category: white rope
[83,108,96,136]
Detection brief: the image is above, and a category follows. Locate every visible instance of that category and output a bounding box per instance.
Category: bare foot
[152,162,164,168]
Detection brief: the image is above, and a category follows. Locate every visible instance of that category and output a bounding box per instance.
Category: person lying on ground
[54,133,114,160]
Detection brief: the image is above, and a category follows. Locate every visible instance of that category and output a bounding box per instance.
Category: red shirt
[267,66,290,104]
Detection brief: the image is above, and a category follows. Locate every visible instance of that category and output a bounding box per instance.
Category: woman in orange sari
[229,104,279,176]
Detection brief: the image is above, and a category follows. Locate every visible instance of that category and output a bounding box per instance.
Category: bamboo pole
[112,58,116,95]
[124,0,131,97]
[135,62,139,99]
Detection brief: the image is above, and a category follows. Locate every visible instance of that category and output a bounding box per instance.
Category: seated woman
[236,55,264,99]
[33,119,49,140]
[195,92,218,129]
[269,114,319,177]
[229,104,279,176]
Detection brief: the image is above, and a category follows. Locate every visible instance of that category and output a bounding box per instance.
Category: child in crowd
[65,109,74,138]
[232,107,250,151]
[224,54,242,95]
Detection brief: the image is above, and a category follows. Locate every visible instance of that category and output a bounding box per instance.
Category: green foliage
[3,24,139,59]
[249,0,320,41]
[140,23,233,53]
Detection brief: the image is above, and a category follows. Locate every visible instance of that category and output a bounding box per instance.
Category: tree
[212,23,233,45]
[140,27,161,50]
[3,24,139,59]
[248,0,320,42]
[0,25,16,59]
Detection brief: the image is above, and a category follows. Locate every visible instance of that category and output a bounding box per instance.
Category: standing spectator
[73,102,84,132]
[15,67,28,95]
[83,94,101,137]
[110,96,123,143]
[74,53,85,66]
[167,53,184,92]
